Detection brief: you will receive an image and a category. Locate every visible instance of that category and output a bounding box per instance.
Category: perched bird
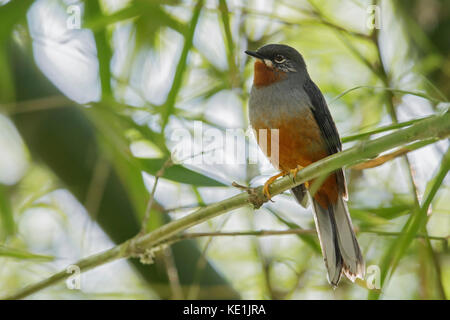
[246,44,364,286]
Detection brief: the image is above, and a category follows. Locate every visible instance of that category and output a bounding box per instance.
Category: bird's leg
[289,165,303,183]
[263,171,287,200]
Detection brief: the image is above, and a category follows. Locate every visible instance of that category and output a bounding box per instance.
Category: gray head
[245,44,307,74]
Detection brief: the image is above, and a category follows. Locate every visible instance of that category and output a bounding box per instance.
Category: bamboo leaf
[0,246,54,261]
[0,0,33,40]
[84,1,113,97]
[139,158,226,187]
[161,0,203,131]
[0,185,15,237]
[266,207,325,254]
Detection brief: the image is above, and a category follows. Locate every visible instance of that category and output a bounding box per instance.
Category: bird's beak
[245,50,265,59]
[245,50,274,68]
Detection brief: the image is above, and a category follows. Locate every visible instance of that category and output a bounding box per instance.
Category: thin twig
[162,246,184,300]
[81,155,111,252]
[167,229,447,242]
[187,207,231,299]
[140,159,173,234]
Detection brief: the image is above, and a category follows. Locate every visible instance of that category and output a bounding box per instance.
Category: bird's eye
[274,55,286,63]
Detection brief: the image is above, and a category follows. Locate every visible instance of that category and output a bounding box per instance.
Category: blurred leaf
[139,158,226,187]
[218,0,239,87]
[0,0,33,40]
[0,245,53,261]
[266,207,321,253]
[0,185,15,237]
[369,147,450,299]
[85,1,185,37]
[85,0,113,97]
[353,204,412,220]
[0,0,33,105]
[349,208,390,227]
[161,0,203,130]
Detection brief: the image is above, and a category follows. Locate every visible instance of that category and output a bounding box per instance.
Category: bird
[245,44,364,286]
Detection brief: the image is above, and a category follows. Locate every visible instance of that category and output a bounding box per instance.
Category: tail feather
[311,200,343,286]
[333,198,365,281]
[312,196,364,286]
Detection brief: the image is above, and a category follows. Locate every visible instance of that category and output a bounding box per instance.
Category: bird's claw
[262,171,286,201]
[289,165,303,183]
[263,182,274,201]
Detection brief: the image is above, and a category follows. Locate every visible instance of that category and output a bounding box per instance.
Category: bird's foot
[263,171,286,200]
[289,165,303,183]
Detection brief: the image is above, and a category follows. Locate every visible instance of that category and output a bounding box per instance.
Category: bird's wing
[303,78,347,198]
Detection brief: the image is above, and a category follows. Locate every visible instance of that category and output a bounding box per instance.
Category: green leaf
[0,185,15,237]
[161,0,203,131]
[139,158,226,187]
[353,204,412,220]
[84,1,113,97]
[0,0,33,40]
[349,208,390,227]
[265,207,321,253]
[0,246,54,261]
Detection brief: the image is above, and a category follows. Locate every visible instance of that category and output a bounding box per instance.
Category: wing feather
[303,79,347,198]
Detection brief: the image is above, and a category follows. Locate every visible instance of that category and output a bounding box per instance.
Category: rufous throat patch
[253,60,287,87]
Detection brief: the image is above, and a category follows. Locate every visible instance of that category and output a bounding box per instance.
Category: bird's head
[245,44,307,87]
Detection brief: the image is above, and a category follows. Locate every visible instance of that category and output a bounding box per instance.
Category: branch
[351,139,438,170]
[3,110,449,300]
[174,228,316,239]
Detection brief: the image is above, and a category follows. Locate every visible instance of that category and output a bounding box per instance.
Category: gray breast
[248,79,312,128]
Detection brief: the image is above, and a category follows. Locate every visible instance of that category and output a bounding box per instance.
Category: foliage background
[0,0,449,299]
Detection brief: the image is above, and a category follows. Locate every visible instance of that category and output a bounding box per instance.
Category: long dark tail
[311,196,365,286]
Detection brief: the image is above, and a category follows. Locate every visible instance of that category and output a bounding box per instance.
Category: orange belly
[252,111,338,207]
